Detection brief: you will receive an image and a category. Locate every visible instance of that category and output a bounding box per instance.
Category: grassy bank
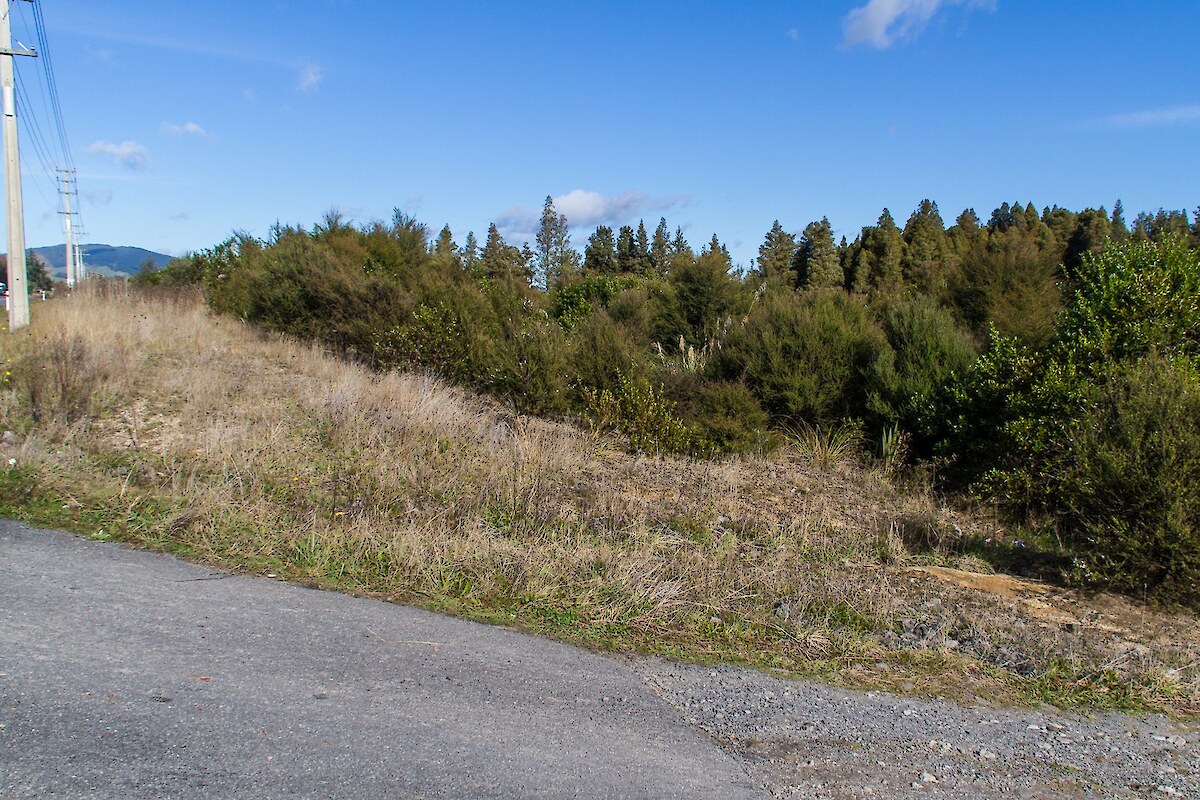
[2,283,1197,713]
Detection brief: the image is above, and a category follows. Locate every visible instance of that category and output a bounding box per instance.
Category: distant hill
[26,244,174,279]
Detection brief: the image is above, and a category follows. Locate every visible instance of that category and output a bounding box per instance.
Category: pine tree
[671,227,692,259]
[633,221,652,275]
[1063,208,1113,277]
[702,233,731,268]
[1111,199,1128,242]
[583,225,618,275]
[535,195,580,290]
[988,202,1017,233]
[481,223,525,282]
[674,235,734,343]
[757,220,797,286]
[461,231,480,275]
[794,218,841,289]
[432,225,462,270]
[651,217,671,274]
[901,199,953,294]
[851,209,905,295]
[616,226,638,273]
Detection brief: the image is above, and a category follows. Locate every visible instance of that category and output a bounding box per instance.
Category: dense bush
[1056,356,1200,605]
[875,295,977,429]
[713,288,894,430]
[581,372,694,454]
[927,238,1200,606]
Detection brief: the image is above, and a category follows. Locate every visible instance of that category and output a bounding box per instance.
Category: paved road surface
[0,520,765,799]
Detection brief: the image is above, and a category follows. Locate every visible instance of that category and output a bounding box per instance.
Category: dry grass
[2,282,1198,712]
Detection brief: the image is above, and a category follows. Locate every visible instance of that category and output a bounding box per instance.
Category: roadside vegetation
[1,281,1198,713]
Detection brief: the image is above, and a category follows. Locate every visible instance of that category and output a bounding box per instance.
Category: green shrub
[669,378,772,454]
[485,313,570,416]
[375,303,470,379]
[1056,356,1200,606]
[582,373,694,454]
[875,295,977,429]
[567,310,645,395]
[713,288,895,431]
[551,275,639,329]
[926,238,1200,606]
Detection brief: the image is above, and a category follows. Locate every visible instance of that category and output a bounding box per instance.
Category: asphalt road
[0,520,765,799]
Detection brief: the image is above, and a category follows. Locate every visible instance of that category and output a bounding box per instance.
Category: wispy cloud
[87,140,149,170]
[1101,104,1200,129]
[785,27,801,42]
[82,188,113,206]
[495,189,688,244]
[161,121,208,137]
[58,25,318,95]
[83,44,114,64]
[843,0,994,49]
[297,64,323,92]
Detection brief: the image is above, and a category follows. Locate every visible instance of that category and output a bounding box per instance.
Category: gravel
[628,658,1198,799]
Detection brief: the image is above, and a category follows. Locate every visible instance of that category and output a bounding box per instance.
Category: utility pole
[59,168,75,287]
[74,225,84,280]
[1,0,36,330]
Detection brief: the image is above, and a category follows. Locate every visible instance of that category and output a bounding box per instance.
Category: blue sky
[10,0,1199,268]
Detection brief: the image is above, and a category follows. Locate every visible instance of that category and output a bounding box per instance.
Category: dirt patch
[910,566,1093,629]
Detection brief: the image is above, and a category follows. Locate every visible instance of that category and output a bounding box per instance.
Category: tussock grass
[2,282,1197,713]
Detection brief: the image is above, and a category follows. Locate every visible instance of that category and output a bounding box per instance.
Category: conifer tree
[1111,200,1129,242]
[535,195,580,290]
[461,231,480,275]
[757,220,797,286]
[674,235,734,343]
[433,225,454,254]
[901,199,953,294]
[636,220,651,265]
[583,225,618,275]
[702,233,731,267]
[794,218,842,289]
[850,209,905,295]
[432,225,462,270]
[481,223,526,283]
[1063,208,1113,277]
[615,225,651,273]
[671,227,693,259]
[651,217,671,274]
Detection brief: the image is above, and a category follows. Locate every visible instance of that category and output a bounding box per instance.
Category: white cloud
[297,64,322,92]
[161,121,208,137]
[843,0,994,49]
[785,27,801,42]
[494,189,688,244]
[1103,104,1200,129]
[87,140,149,170]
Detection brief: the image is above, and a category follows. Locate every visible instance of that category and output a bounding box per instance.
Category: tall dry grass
[2,282,1196,709]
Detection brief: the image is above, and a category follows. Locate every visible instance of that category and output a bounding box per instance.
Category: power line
[9,0,85,268]
[29,0,69,169]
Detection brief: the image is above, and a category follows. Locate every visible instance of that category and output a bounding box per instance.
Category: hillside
[27,244,173,279]
[1,285,1196,713]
